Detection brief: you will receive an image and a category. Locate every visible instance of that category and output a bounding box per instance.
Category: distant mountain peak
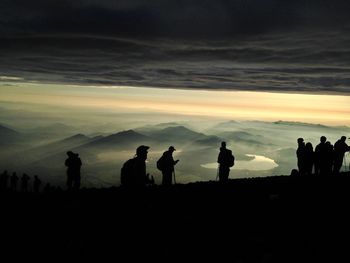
[155,122,181,127]
[273,120,328,128]
[62,133,90,141]
[0,123,18,133]
[115,129,139,135]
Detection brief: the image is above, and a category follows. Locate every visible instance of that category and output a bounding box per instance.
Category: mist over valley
[1,119,349,188]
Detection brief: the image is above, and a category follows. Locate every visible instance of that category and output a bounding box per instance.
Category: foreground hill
[1,173,350,261]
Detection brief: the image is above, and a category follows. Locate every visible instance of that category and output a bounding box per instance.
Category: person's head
[168,146,176,152]
[320,136,327,143]
[136,145,149,160]
[221,141,226,148]
[297,138,304,144]
[306,142,313,150]
[66,151,74,157]
[341,136,346,142]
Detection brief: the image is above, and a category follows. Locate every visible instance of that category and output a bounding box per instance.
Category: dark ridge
[81,129,150,148]
[1,173,350,260]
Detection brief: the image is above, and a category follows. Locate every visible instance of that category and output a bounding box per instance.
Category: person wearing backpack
[157,146,179,186]
[120,145,154,187]
[217,141,235,182]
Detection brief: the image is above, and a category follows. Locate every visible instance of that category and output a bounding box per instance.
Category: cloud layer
[1,1,350,94]
[1,30,350,94]
[1,0,350,37]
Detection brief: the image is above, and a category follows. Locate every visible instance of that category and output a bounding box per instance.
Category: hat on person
[169,146,176,151]
[136,145,150,155]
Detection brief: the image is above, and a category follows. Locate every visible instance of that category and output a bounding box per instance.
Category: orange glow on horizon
[1,82,350,125]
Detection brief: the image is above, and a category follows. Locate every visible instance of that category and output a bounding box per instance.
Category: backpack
[227,151,235,167]
[156,155,165,171]
[120,158,136,185]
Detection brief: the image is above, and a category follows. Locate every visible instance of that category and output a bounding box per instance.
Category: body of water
[201,154,278,171]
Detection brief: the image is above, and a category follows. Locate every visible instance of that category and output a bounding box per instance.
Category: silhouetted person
[305,142,314,175]
[21,173,30,192]
[120,145,154,187]
[324,141,334,175]
[296,138,307,175]
[159,146,179,186]
[10,172,19,191]
[333,136,350,174]
[0,170,9,191]
[33,175,42,193]
[315,136,327,175]
[65,151,82,191]
[217,142,235,182]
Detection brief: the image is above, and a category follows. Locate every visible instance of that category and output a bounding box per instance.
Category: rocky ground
[1,173,350,262]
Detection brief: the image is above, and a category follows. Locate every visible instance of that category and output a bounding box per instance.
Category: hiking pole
[216,165,219,181]
[173,170,177,185]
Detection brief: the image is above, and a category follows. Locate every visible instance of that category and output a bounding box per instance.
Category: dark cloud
[1,0,350,37]
[1,32,350,94]
[1,1,350,94]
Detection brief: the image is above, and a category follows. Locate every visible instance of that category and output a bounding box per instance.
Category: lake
[201,154,278,171]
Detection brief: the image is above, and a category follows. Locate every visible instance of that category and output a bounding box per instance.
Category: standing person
[158,146,179,186]
[10,172,19,192]
[21,173,30,192]
[296,138,306,175]
[217,142,235,182]
[120,145,154,187]
[324,141,334,175]
[65,151,82,191]
[315,136,327,175]
[305,142,314,175]
[0,170,9,191]
[333,136,350,174]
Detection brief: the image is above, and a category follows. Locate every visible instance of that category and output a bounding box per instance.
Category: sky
[1,82,350,126]
[0,1,350,127]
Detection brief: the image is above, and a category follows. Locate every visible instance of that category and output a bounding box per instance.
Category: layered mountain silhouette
[145,125,207,143]
[0,124,20,144]
[0,120,349,187]
[81,129,151,150]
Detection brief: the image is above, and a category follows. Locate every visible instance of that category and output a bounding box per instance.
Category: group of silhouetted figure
[296,136,350,176]
[0,171,54,193]
[0,150,83,194]
[1,136,349,192]
[120,141,235,187]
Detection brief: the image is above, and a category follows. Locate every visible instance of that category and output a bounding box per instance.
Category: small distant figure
[120,145,154,187]
[10,172,19,192]
[157,146,179,186]
[65,151,82,191]
[333,136,350,174]
[304,142,314,175]
[0,170,9,191]
[21,173,30,192]
[33,175,42,193]
[315,136,327,175]
[324,141,334,175]
[296,138,306,175]
[217,142,235,182]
